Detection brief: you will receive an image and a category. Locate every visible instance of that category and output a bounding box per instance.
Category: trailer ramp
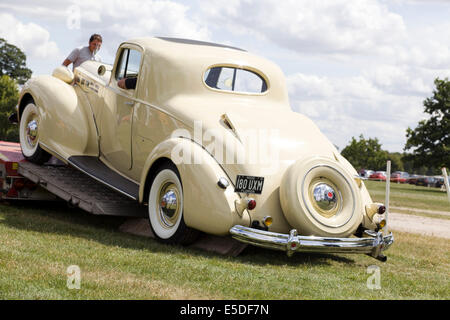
[18,161,146,217]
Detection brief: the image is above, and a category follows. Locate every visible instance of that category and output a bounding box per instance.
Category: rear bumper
[229,225,394,261]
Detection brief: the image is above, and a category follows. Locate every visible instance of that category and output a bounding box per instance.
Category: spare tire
[279,156,363,237]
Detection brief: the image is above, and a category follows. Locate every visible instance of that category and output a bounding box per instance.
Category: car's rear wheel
[19,102,51,164]
[147,162,199,245]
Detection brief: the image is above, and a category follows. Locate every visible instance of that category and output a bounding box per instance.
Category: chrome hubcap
[313,183,338,211]
[26,119,38,147]
[158,183,180,228]
[309,180,343,218]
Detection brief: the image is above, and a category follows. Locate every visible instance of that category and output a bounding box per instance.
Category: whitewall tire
[147,163,199,245]
[19,102,51,164]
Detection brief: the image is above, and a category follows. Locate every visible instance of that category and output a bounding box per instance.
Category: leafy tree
[0,75,19,141]
[402,153,439,175]
[341,134,388,171]
[386,152,404,172]
[0,38,32,85]
[404,78,450,170]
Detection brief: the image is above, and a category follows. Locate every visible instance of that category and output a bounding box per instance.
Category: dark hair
[89,34,102,43]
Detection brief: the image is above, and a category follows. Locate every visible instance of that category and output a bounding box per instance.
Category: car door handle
[125,101,134,106]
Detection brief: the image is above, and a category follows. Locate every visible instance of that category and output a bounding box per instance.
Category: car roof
[156,37,246,52]
[125,37,282,75]
[119,37,290,105]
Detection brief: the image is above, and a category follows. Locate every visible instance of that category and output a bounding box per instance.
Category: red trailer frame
[0,141,56,200]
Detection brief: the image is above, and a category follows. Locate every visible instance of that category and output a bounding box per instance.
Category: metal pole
[442,167,450,203]
[384,160,391,234]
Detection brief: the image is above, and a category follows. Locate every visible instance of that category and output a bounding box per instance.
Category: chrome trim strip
[229,225,394,260]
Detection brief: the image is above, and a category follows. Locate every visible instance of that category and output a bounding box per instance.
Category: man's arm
[63,48,79,67]
[118,78,127,89]
[118,77,137,90]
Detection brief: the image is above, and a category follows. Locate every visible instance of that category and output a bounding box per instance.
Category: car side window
[126,50,141,78]
[115,48,142,82]
[204,66,268,94]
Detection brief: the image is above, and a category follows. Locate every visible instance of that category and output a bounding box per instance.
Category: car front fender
[18,76,99,160]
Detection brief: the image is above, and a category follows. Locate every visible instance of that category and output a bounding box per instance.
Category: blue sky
[1,0,449,152]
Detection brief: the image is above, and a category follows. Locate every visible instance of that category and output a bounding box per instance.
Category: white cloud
[201,0,406,55]
[363,65,435,96]
[73,0,210,42]
[0,13,61,60]
[286,72,428,152]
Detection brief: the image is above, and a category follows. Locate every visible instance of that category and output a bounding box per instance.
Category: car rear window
[204,66,268,94]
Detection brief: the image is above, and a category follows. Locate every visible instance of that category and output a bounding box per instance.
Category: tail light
[247,199,256,210]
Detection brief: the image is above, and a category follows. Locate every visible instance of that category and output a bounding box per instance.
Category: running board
[68,156,139,200]
[18,160,146,217]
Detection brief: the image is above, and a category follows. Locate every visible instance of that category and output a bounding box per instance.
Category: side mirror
[98,65,106,76]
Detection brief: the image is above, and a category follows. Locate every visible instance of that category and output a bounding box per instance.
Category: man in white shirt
[62,34,102,70]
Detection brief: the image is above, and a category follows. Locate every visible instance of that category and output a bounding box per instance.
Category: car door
[98,45,142,174]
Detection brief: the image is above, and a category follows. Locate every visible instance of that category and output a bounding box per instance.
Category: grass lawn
[0,201,449,300]
[364,180,450,219]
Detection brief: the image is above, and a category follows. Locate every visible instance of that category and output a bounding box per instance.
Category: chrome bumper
[229,225,394,261]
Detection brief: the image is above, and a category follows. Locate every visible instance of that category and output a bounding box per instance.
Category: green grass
[0,201,449,299]
[364,180,450,219]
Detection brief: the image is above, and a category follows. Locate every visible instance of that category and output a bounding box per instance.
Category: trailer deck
[18,161,146,217]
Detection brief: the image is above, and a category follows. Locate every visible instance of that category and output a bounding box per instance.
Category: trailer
[0,141,246,256]
[0,141,57,201]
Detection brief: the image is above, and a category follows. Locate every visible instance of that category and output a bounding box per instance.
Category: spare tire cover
[279,156,363,237]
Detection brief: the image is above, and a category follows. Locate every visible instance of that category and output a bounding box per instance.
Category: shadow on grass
[0,200,356,267]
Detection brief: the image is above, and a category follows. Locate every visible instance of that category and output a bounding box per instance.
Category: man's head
[89,34,102,54]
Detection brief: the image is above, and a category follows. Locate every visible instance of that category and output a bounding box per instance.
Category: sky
[1,0,449,153]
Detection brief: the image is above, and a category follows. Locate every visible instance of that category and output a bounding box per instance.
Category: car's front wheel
[147,163,199,245]
[19,102,51,164]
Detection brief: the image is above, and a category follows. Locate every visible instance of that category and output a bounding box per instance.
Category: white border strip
[442,167,450,203]
[384,160,391,234]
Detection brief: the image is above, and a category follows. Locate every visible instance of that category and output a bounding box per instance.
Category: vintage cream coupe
[17,37,393,260]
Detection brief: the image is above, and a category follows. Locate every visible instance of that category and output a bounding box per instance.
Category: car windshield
[204,66,267,94]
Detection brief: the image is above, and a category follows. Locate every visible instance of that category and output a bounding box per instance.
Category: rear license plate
[234,175,264,194]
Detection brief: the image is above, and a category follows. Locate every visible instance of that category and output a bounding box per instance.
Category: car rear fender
[139,137,250,235]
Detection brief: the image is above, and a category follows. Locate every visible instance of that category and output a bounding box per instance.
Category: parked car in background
[435,176,450,189]
[408,174,421,185]
[369,171,387,181]
[359,169,374,179]
[416,176,437,187]
[390,171,409,183]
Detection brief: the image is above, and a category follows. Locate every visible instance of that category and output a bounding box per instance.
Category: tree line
[0,38,448,174]
[0,38,32,141]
